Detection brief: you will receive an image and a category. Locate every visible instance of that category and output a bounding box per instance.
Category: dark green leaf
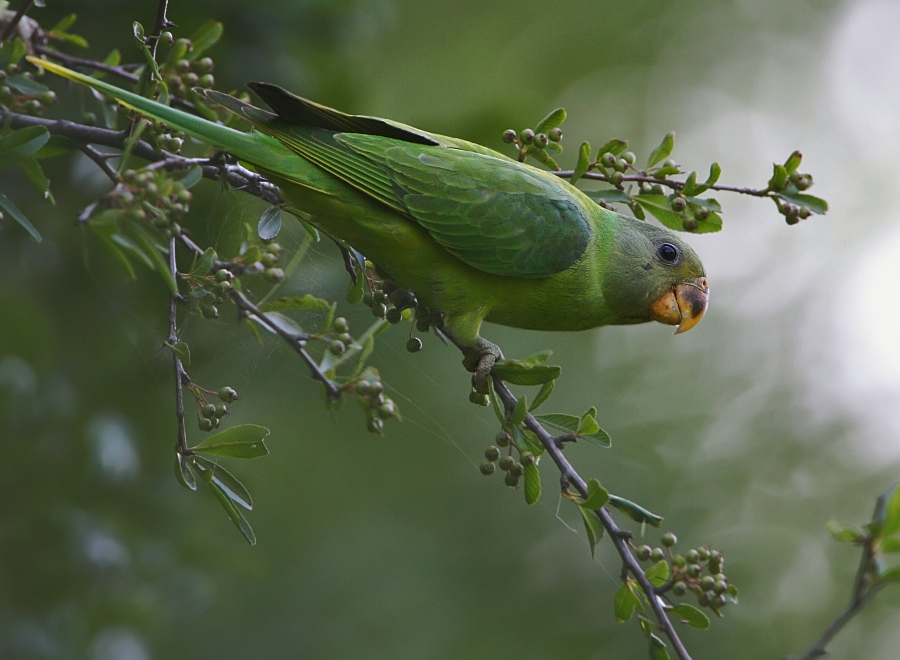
[878,567,900,584]
[206,478,256,545]
[826,520,866,544]
[188,20,224,57]
[783,150,802,174]
[634,194,686,232]
[0,125,51,169]
[0,191,41,242]
[776,192,828,215]
[534,412,579,434]
[50,13,78,32]
[578,406,599,434]
[17,157,53,202]
[94,231,136,279]
[769,164,787,191]
[608,495,664,527]
[166,341,191,366]
[596,138,629,159]
[646,560,669,587]
[191,423,270,458]
[647,131,675,168]
[614,583,637,622]
[584,189,633,205]
[534,107,566,136]
[511,395,527,426]
[726,583,739,603]
[699,162,722,193]
[5,74,48,95]
[670,604,711,629]
[175,455,197,491]
[491,360,560,386]
[258,294,332,314]
[250,310,303,336]
[346,273,364,304]
[572,141,591,184]
[653,165,680,177]
[580,478,610,510]
[191,247,217,275]
[524,462,541,505]
[881,537,900,553]
[510,424,542,456]
[649,633,670,660]
[680,171,698,197]
[258,206,282,240]
[194,455,253,510]
[530,379,555,412]
[111,233,155,269]
[178,165,203,189]
[581,507,605,557]
[130,223,177,294]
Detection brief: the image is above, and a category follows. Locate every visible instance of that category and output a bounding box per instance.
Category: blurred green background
[3,0,900,658]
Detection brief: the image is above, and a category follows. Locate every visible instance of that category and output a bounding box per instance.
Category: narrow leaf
[174,455,197,490]
[191,423,270,459]
[584,189,633,205]
[596,138,629,158]
[614,583,637,622]
[523,462,541,505]
[491,360,560,386]
[188,20,224,57]
[0,191,41,242]
[534,412,579,434]
[258,206,282,240]
[131,223,177,295]
[608,494,663,527]
[769,164,788,191]
[647,131,675,168]
[166,341,191,366]
[634,194,687,232]
[530,379,555,411]
[580,507,604,557]
[17,157,53,202]
[572,141,591,184]
[649,633,670,660]
[194,455,253,510]
[0,125,51,169]
[178,164,203,189]
[783,150,802,174]
[776,192,828,215]
[534,107,566,136]
[511,395,527,426]
[191,247,217,275]
[207,479,256,545]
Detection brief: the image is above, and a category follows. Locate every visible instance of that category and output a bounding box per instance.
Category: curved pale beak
[649,276,709,335]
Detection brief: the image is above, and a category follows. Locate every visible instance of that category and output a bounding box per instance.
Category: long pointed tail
[27,56,293,167]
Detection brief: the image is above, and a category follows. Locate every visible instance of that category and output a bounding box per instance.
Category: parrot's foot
[462,338,504,395]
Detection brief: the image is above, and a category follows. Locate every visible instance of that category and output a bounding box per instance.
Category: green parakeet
[30,58,708,385]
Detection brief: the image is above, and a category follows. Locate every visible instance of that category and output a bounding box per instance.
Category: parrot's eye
[656,243,680,264]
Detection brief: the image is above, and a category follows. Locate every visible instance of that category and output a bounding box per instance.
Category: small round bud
[509,462,524,477]
[650,547,665,562]
[362,292,374,307]
[651,184,665,195]
[367,417,384,434]
[661,532,677,547]
[199,417,214,431]
[686,564,701,578]
[713,580,728,595]
[371,302,387,318]
[601,152,616,168]
[406,337,423,353]
[199,57,215,73]
[385,308,403,324]
[685,549,700,564]
[215,269,233,282]
[622,151,636,165]
[201,403,217,418]
[201,304,219,319]
[670,196,687,212]
[700,576,715,591]
[377,400,396,419]
[264,267,285,283]
[534,133,549,148]
[484,446,501,462]
[496,430,511,447]
[502,129,517,143]
[697,592,711,606]
[697,547,710,561]
[199,74,215,89]
[333,317,350,333]
[714,594,728,608]
[218,387,238,402]
[480,461,496,476]
[520,451,535,466]
[373,290,388,304]
[608,172,623,186]
[637,545,652,561]
[329,341,346,355]
[549,127,563,142]
[260,252,278,268]
[504,472,519,487]
[683,219,698,231]
[40,90,58,105]
[614,158,628,173]
[215,403,228,417]
[673,581,687,596]
[355,380,371,395]
[672,554,686,568]
[499,455,515,472]
[663,158,677,169]
[519,128,535,144]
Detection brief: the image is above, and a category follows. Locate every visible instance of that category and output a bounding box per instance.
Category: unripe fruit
[549,127,563,142]
[520,451,535,466]
[496,430,511,447]
[260,252,278,268]
[367,417,384,434]
[670,196,687,212]
[219,386,238,403]
[215,403,228,417]
[502,129,517,143]
[329,341,346,355]
[377,400,396,419]
[534,133,549,148]
[686,549,700,564]
[480,461,496,475]
[637,545,652,561]
[199,417,214,431]
[201,403,216,418]
[371,302,387,318]
[504,472,519,487]
[333,317,350,333]
[601,152,616,168]
[499,455,515,472]
[406,337,423,353]
[385,308,402,324]
[673,581,687,596]
[622,151,636,165]
[264,267,285,283]
[650,547,665,562]
[519,129,535,144]
[661,532,677,547]
[484,446,501,461]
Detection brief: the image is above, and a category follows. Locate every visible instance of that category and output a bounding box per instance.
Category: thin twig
[491,376,692,660]
[551,169,770,197]
[166,232,190,455]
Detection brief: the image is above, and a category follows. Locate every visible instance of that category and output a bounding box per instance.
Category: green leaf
[188,20,224,58]
[194,455,253,510]
[190,423,270,458]
[258,206,282,240]
[110,233,154,269]
[488,378,507,426]
[191,247,218,276]
[534,107,566,136]
[649,633,670,660]
[768,163,788,191]
[670,604,711,629]
[646,560,669,587]
[530,379,555,412]
[0,125,50,169]
[50,13,78,32]
[0,191,41,242]
[178,164,203,189]
[614,583,637,622]
[130,223,177,295]
[783,150,802,174]
[581,507,605,557]
[258,294,332,314]
[491,363,560,386]
[5,74,48,95]
[166,341,191,366]
[826,520,866,544]
[595,138,629,159]
[524,462,541,505]
[175,455,197,491]
[680,171,698,197]
[881,537,900,553]
[346,270,364,304]
[878,566,900,584]
[634,194,686,232]
[17,157,53,202]
[580,478,610,510]
[251,310,303,336]
[578,406,600,435]
[534,412,579,435]
[572,141,591,184]
[206,478,256,545]
[527,147,558,171]
[776,192,828,215]
[647,132,675,168]
[608,495,663,527]
[696,162,722,194]
[511,395,527,426]
[584,189,633,205]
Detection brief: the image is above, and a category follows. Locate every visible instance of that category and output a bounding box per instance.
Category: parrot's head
[603,217,709,334]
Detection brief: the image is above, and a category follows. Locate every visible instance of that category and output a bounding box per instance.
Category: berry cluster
[361,278,442,353]
[162,49,215,100]
[351,377,398,434]
[0,66,57,116]
[502,124,563,157]
[635,533,736,615]
[479,430,535,489]
[196,386,239,432]
[116,167,193,229]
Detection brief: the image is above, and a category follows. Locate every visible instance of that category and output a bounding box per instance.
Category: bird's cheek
[649,289,681,326]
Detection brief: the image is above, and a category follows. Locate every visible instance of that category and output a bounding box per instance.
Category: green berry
[504,472,519,487]
[480,461,496,475]
[362,292,374,307]
[406,337,423,353]
[661,532,677,547]
[686,549,700,564]
[687,564,701,578]
[199,74,215,89]
[549,127,563,142]
[199,417,214,431]
[499,455,515,472]
[519,129,535,144]
[260,252,278,268]
[697,547,710,561]
[215,403,228,417]
[672,554,686,568]
[377,400,396,419]
[534,133,549,148]
[214,269,231,282]
[199,57,214,73]
[329,341,346,355]
[520,451,535,466]
[673,581,687,596]
[670,196,687,212]
[509,462,524,478]
[201,304,218,319]
[700,576,715,591]
[367,417,384,434]
[218,387,238,403]
[484,446,501,462]
[415,319,430,332]
[637,545,652,561]
[713,580,728,594]
[371,302,387,318]
[496,430,511,447]
[614,158,628,173]
[502,129,517,143]
[385,308,402,324]
[264,267,285,283]
[373,290,388,304]
[622,151,636,165]
[468,392,489,406]
[332,317,349,333]
[369,381,384,396]
[663,158,677,169]
[650,547,665,562]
